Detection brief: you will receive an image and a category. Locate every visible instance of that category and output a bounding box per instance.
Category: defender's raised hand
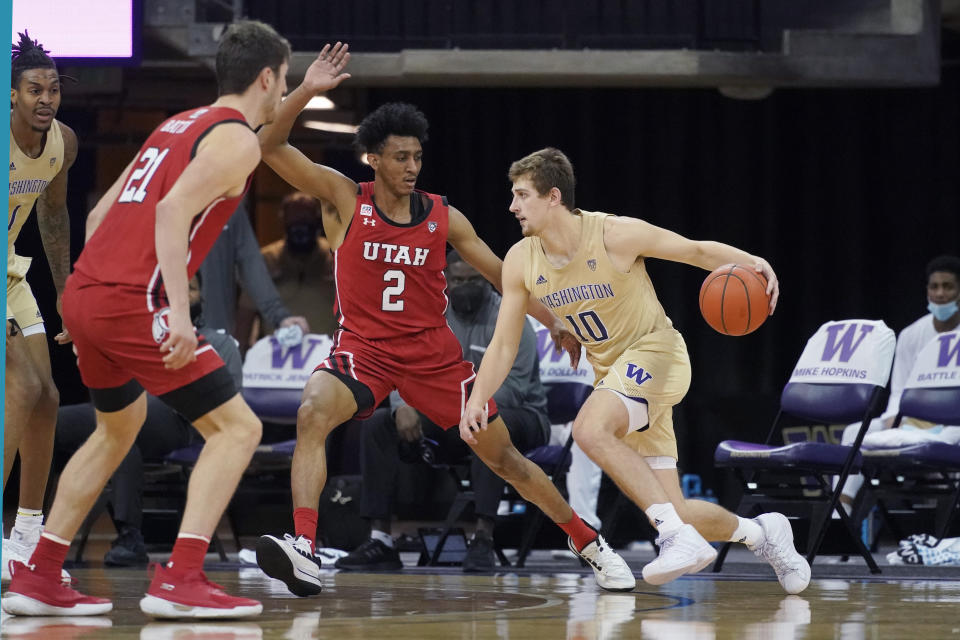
[303,42,352,94]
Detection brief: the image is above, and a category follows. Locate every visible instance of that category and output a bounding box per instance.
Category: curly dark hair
[355,102,429,154]
[926,255,960,282]
[12,30,56,89]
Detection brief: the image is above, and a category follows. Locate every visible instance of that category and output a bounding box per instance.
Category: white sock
[12,508,43,542]
[729,516,765,547]
[370,529,394,548]
[645,503,684,538]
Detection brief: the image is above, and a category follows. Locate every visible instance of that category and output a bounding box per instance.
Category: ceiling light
[305,96,336,110]
[302,120,358,134]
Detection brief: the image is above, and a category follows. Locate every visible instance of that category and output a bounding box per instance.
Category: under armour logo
[363,218,376,226]
[330,489,353,505]
[536,274,547,285]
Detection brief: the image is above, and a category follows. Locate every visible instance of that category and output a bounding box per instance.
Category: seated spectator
[335,251,551,572]
[200,201,309,354]
[837,254,960,512]
[236,192,337,343]
[53,275,243,565]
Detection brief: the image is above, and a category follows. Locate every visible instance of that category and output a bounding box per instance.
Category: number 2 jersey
[333,181,451,339]
[73,106,250,311]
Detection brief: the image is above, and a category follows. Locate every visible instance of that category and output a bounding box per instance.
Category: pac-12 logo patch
[587,259,597,271]
[428,221,438,232]
[360,204,373,217]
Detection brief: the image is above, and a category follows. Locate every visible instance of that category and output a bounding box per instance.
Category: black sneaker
[335,539,403,571]
[462,533,495,573]
[104,527,149,567]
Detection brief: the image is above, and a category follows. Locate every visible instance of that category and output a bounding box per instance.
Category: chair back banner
[904,330,960,390]
[789,319,895,388]
[529,318,595,386]
[243,333,334,390]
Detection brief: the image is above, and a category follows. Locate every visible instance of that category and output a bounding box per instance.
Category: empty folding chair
[713,319,895,574]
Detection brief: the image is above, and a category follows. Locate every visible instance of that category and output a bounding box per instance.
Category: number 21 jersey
[74,106,250,310]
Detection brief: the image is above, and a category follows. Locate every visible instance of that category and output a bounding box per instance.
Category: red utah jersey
[74,106,251,312]
[334,182,450,339]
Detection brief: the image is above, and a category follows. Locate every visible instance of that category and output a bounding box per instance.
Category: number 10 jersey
[333,182,451,339]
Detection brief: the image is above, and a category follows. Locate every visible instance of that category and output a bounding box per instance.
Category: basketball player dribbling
[253,49,636,595]
[462,148,811,593]
[2,20,290,619]
[4,32,77,585]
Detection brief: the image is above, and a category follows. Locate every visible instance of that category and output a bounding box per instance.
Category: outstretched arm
[447,206,580,365]
[258,43,357,238]
[459,244,533,444]
[606,216,780,314]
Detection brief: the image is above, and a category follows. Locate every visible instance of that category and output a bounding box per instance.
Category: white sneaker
[750,513,811,594]
[255,534,322,597]
[568,535,636,592]
[2,535,71,585]
[641,524,717,586]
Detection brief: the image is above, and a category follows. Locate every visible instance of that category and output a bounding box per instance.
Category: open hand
[754,259,780,315]
[303,42,352,94]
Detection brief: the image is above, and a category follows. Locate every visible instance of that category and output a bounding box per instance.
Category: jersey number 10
[118,147,170,204]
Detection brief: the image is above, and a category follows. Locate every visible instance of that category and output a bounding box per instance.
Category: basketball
[699,264,770,335]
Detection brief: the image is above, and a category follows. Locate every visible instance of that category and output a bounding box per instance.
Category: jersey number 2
[382,270,405,311]
[118,147,170,204]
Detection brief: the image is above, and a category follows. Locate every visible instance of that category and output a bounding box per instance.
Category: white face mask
[928,299,959,322]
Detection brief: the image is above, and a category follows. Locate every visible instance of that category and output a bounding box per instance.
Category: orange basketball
[699,264,770,335]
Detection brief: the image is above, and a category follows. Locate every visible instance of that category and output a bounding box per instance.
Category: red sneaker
[139,563,262,619]
[1,560,112,616]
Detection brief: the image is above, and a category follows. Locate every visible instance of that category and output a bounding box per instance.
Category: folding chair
[241,333,334,424]
[855,329,960,542]
[713,319,895,575]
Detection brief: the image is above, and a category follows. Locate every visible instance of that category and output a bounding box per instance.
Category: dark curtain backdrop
[18,69,960,496]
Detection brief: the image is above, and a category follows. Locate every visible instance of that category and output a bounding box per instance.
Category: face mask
[928,299,959,322]
[449,281,487,316]
[286,223,318,254]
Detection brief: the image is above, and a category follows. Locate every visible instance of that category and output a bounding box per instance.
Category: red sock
[29,533,69,580]
[557,511,597,552]
[166,535,209,573]
[293,507,319,552]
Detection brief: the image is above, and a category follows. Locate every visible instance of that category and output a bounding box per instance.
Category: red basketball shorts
[63,274,225,398]
[316,325,497,429]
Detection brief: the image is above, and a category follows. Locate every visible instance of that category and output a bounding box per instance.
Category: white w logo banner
[243,333,334,390]
[789,319,895,387]
[905,330,960,390]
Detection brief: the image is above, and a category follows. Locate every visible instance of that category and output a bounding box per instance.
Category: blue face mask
[928,299,959,322]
